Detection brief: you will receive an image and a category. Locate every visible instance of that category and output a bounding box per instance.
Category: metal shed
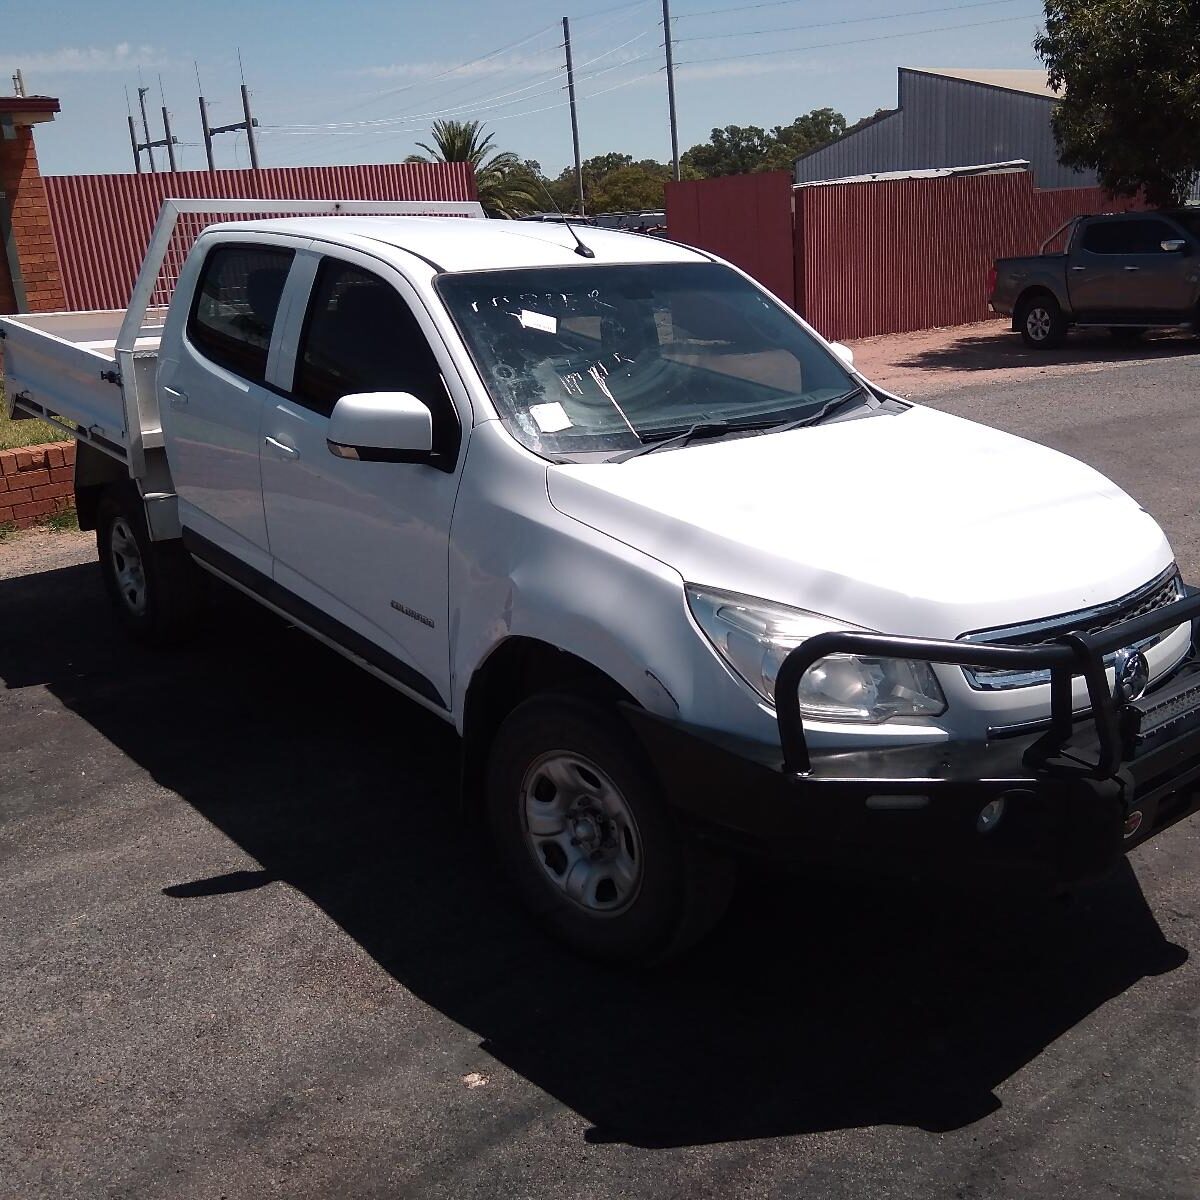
[794,68,1098,190]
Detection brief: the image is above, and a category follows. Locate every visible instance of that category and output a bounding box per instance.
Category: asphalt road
[3,351,1199,1199]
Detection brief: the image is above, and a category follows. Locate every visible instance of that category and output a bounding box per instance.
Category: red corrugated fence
[665,172,796,306]
[795,171,1140,340]
[44,162,477,311]
[666,169,1142,341]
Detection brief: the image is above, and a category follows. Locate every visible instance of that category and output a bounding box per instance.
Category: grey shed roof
[907,68,1060,99]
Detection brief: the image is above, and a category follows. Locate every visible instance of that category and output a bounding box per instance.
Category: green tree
[541,153,671,214]
[589,163,670,212]
[764,108,849,170]
[1035,0,1200,206]
[681,110,849,177]
[681,125,773,178]
[405,119,540,217]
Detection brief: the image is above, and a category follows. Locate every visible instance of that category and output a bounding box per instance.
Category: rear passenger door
[258,248,467,711]
[1070,218,1195,321]
[159,238,296,577]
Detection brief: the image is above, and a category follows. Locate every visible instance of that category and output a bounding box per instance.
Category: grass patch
[0,385,73,451]
[0,412,67,451]
[0,506,78,541]
[45,506,79,532]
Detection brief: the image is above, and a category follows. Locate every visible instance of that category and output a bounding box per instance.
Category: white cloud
[354,51,563,81]
[0,43,171,76]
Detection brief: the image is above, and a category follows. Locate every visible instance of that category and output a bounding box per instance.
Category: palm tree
[405,119,540,218]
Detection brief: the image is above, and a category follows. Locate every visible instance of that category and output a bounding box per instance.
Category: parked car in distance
[7,198,1200,965]
[990,210,1200,348]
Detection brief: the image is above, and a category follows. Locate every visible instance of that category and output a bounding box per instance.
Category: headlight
[686,585,947,723]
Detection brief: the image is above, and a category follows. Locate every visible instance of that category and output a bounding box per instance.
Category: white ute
[6,197,1200,962]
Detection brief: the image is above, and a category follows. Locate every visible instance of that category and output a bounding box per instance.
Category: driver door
[259,249,468,710]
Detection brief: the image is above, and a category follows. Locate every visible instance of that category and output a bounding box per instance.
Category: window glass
[188,245,294,382]
[436,262,857,458]
[294,262,456,455]
[1171,211,1200,240]
[1082,219,1178,255]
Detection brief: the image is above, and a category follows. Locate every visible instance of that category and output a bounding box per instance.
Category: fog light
[977,798,1006,833]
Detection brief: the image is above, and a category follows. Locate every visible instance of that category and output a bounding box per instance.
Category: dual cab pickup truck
[990,209,1200,348]
[6,197,1200,963]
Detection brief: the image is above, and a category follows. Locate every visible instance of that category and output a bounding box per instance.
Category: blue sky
[2,0,1046,177]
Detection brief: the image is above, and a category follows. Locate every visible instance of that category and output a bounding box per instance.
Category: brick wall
[0,125,66,313]
[0,440,75,528]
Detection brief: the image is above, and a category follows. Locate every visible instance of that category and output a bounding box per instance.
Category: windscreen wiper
[613,418,781,463]
[771,385,879,432]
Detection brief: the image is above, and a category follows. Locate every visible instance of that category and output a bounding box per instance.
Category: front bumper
[623,594,1200,889]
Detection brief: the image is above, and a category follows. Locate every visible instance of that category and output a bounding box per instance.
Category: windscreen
[436,262,856,458]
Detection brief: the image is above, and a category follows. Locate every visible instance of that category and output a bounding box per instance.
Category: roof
[0,95,60,125]
[906,68,1060,99]
[795,160,1030,187]
[210,215,706,273]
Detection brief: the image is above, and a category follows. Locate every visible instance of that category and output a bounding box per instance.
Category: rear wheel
[1017,294,1067,349]
[97,489,205,645]
[486,695,733,964]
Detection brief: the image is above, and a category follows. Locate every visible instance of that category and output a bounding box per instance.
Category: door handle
[1070,265,1087,272]
[162,386,188,408]
[264,435,299,460]
[1124,265,1140,271]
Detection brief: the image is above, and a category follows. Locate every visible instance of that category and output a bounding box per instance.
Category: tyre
[1109,327,1146,344]
[96,488,205,645]
[485,694,734,964]
[1017,294,1067,349]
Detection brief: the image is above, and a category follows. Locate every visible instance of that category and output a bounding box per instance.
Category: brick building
[0,94,65,314]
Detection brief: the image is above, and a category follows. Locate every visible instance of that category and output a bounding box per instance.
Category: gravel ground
[848,318,1199,400]
[3,347,1200,1199]
[0,526,92,580]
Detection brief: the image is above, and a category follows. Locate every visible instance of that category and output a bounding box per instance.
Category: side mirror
[327,392,434,463]
[1161,238,1188,253]
[829,341,855,369]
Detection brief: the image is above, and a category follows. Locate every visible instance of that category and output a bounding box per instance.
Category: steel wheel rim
[520,750,644,916]
[1026,307,1052,341]
[109,516,147,616]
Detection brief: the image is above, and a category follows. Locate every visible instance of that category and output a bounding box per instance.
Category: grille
[961,567,1185,690]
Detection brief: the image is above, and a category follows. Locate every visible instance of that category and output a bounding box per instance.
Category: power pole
[562,16,586,215]
[126,109,177,172]
[198,96,215,171]
[662,0,681,182]
[199,87,261,171]
[161,107,178,171]
[128,116,143,173]
[137,86,156,173]
[240,83,261,170]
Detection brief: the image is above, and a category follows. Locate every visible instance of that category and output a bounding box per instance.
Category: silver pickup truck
[990,210,1200,349]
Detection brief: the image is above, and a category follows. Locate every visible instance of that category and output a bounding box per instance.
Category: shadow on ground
[1,561,1187,1148]
[895,326,1198,375]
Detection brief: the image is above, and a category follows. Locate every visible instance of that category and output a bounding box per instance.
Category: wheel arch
[1013,284,1064,330]
[74,443,133,531]
[459,636,640,816]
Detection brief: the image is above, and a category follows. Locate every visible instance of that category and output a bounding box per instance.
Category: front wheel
[1017,294,1067,349]
[96,489,205,645]
[486,695,733,964]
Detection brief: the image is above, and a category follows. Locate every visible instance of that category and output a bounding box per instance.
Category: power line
[675,0,1028,42]
[266,35,653,134]
[262,55,655,137]
[675,13,1040,65]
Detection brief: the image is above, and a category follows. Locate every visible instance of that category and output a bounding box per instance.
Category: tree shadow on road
[891,326,1198,376]
[0,561,1187,1149]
